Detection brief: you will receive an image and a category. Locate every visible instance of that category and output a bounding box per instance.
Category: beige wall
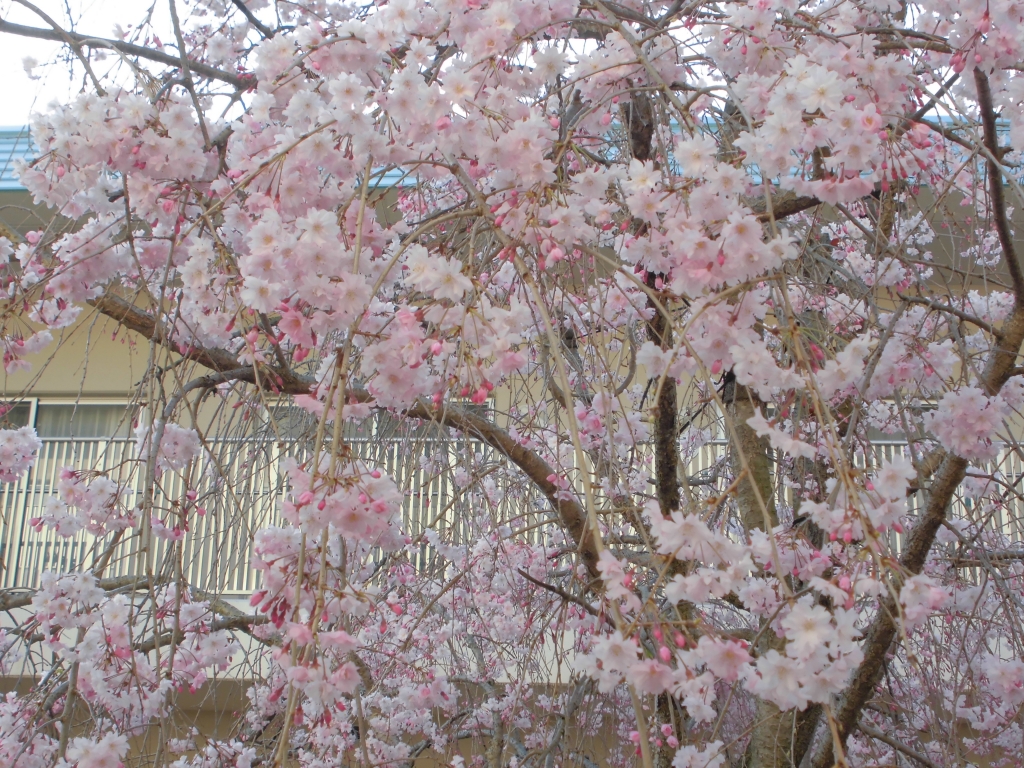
[3,311,150,400]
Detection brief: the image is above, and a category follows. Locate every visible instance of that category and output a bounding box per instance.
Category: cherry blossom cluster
[0,0,1023,766]
[0,426,42,483]
[30,468,134,537]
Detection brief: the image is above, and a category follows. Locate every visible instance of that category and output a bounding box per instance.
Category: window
[34,403,135,439]
[0,401,31,429]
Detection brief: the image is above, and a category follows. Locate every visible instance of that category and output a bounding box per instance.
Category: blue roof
[0,127,34,192]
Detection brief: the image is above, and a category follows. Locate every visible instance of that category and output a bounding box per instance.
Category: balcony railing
[0,433,548,594]
[1,436,1021,595]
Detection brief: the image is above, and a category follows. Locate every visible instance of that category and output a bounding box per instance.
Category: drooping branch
[517,568,602,619]
[87,291,603,579]
[975,67,1024,297]
[897,293,1001,337]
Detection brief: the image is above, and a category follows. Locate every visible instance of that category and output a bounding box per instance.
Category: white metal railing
[1,437,1021,595]
[0,434,546,594]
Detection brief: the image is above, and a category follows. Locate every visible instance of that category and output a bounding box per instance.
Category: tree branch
[897,293,1001,337]
[517,568,602,619]
[0,17,249,88]
[87,291,603,579]
[134,612,270,655]
[168,0,211,147]
[857,723,940,768]
[750,192,821,222]
[230,0,275,38]
[951,549,1024,567]
[974,67,1024,297]
[809,303,1024,768]
[88,291,312,393]
[0,575,156,612]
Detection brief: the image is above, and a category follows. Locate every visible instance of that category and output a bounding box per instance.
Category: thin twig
[857,723,940,768]
[0,17,248,87]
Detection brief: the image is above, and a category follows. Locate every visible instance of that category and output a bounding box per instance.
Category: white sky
[0,0,168,127]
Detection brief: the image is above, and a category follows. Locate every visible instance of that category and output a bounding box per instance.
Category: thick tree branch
[753,192,823,222]
[0,575,155,612]
[626,90,681,518]
[750,192,821,222]
[809,305,1024,768]
[806,69,1024,766]
[951,549,1024,567]
[645,283,681,516]
[88,292,312,393]
[87,291,603,579]
[399,397,601,579]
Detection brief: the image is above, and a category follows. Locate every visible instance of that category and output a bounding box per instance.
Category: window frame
[0,398,37,431]
[3,397,137,439]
